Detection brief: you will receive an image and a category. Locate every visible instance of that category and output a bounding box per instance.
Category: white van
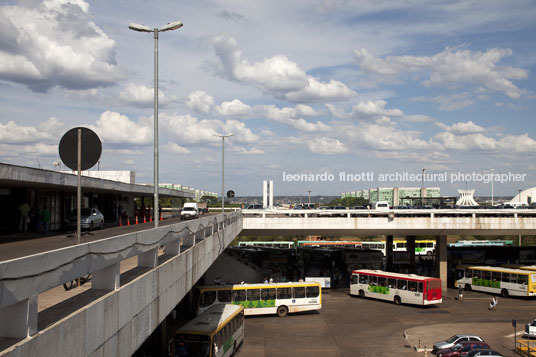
[374,201,390,211]
[181,202,199,220]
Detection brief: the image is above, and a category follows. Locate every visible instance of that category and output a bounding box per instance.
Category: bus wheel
[464,284,472,292]
[427,251,433,256]
[359,290,365,298]
[501,289,509,298]
[277,305,288,317]
[231,341,237,356]
[394,296,401,305]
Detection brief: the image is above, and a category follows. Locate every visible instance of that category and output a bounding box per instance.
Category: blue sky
[0,0,535,197]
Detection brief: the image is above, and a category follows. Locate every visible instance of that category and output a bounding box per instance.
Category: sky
[0,0,535,197]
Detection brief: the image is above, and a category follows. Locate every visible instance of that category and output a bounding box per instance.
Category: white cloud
[414,92,475,111]
[215,99,252,117]
[326,100,404,120]
[186,91,215,114]
[89,111,152,145]
[432,131,536,153]
[206,33,356,102]
[355,47,528,99]
[0,119,58,143]
[307,138,348,154]
[162,113,258,144]
[436,121,485,135]
[0,0,125,92]
[231,146,265,155]
[119,84,166,108]
[166,142,191,154]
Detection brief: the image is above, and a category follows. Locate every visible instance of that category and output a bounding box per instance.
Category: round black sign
[226,190,235,198]
[59,127,102,171]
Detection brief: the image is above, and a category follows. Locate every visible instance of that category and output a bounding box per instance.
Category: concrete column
[165,239,180,255]
[393,187,399,207]
[92,263,120,290]
[385,235,393,272]
[407,235,416,274]
[0,295,37,338]
[435,235,447,292]
[138,247,158,268]
[263,180,268,208]
[269,180,274,208]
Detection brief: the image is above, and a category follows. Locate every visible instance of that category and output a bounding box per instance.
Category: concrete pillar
[385,235,393,271]
[0,295,37,338]
[435,235,448,292]
[164,239,180,255]
[393,188,399,207]
[269,180,274,208]
[263,180,268,208]
[92,263,120,290]
[407,235,416,274]
[138,248,158,268]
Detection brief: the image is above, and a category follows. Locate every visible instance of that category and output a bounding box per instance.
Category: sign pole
[77,128,81,246]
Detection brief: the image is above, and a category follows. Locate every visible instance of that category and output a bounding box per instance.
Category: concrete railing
[0,212,242,356]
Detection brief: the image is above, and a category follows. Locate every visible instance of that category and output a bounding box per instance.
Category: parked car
[317,206,333,217]
[436,341,490,357]
[67,208,104,230]
[333,206,347,217]
[525,319,536,337]
[245,204,263,209]
[466,349,503,357]
[432,335,485,355]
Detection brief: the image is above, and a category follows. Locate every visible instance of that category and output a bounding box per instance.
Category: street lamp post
[214,133,233,213]
[491,168,494,206]
[421,168,426,206]
[129,20,183,227]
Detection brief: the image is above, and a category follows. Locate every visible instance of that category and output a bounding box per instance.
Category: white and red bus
[350,269,442,305]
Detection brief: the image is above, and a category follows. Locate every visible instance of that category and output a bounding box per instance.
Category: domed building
[509,187,536,206]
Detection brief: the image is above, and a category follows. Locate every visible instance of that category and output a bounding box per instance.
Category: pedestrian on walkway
[17,202,30,232]
[458,285,463,301]
[40,206,51,235]
[488,296,497,310]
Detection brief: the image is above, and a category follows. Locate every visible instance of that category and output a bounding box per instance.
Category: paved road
[0,213,219,262]
[238,288,533,357]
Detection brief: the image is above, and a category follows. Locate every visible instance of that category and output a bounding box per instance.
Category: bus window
[518,275,528,285]
[351,275,358,285]
[501,273,511,283]
[397,280,407,290]
[417,282,423,293]
[218,290,232,303]
[482,270,491,281]
[378,277,386,287]
[359,274,368,284]
[369,275,378,285]
[491,271,501,282]
[261,288,276,301]
[247,289,261,301]
[387,278,396,288]
[306,286,319,298]
[465,269,473,278]
[408,281,417,292]
[293,287,306,299]
[200,291,216,307]
[233,290,246,303]
[277,287,291,299]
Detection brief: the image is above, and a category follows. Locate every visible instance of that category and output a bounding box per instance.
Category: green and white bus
[170,304,244,357]
[455,266,536,297]
[195,281,322,317]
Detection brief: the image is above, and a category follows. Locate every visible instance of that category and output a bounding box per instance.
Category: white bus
[393,240,436,256]
[455,266,536,297]
[350,269,442,305]
[237,241,295,249]
[171,304,244,357]
[195,281,322,317]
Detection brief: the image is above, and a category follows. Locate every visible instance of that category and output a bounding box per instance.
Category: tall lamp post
[214,133,233,212]
[129,20,183,227]
[421,168,426,206]
[490,168,494,206]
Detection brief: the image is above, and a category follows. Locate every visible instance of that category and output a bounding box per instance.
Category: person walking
[17,202,30,232]
[40,206,51,235]
[458,286,464,301]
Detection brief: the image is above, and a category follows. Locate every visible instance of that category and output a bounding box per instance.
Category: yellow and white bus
[393,240,436,256]
[170,304,244,357]
[350,270,442,305]
[455,266,536,297]
[195,281,322,317]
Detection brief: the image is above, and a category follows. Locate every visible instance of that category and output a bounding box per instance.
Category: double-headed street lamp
[213,133,233,213]
[129,20,183,227]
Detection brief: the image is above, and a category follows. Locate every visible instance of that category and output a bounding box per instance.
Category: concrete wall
[204,252,264,286]
[0,212,242,357]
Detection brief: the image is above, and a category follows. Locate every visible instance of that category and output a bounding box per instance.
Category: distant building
[62,170,135,184]
[342,187,441,206]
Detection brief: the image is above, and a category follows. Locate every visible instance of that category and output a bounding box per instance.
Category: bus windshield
[174,340,210,357]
